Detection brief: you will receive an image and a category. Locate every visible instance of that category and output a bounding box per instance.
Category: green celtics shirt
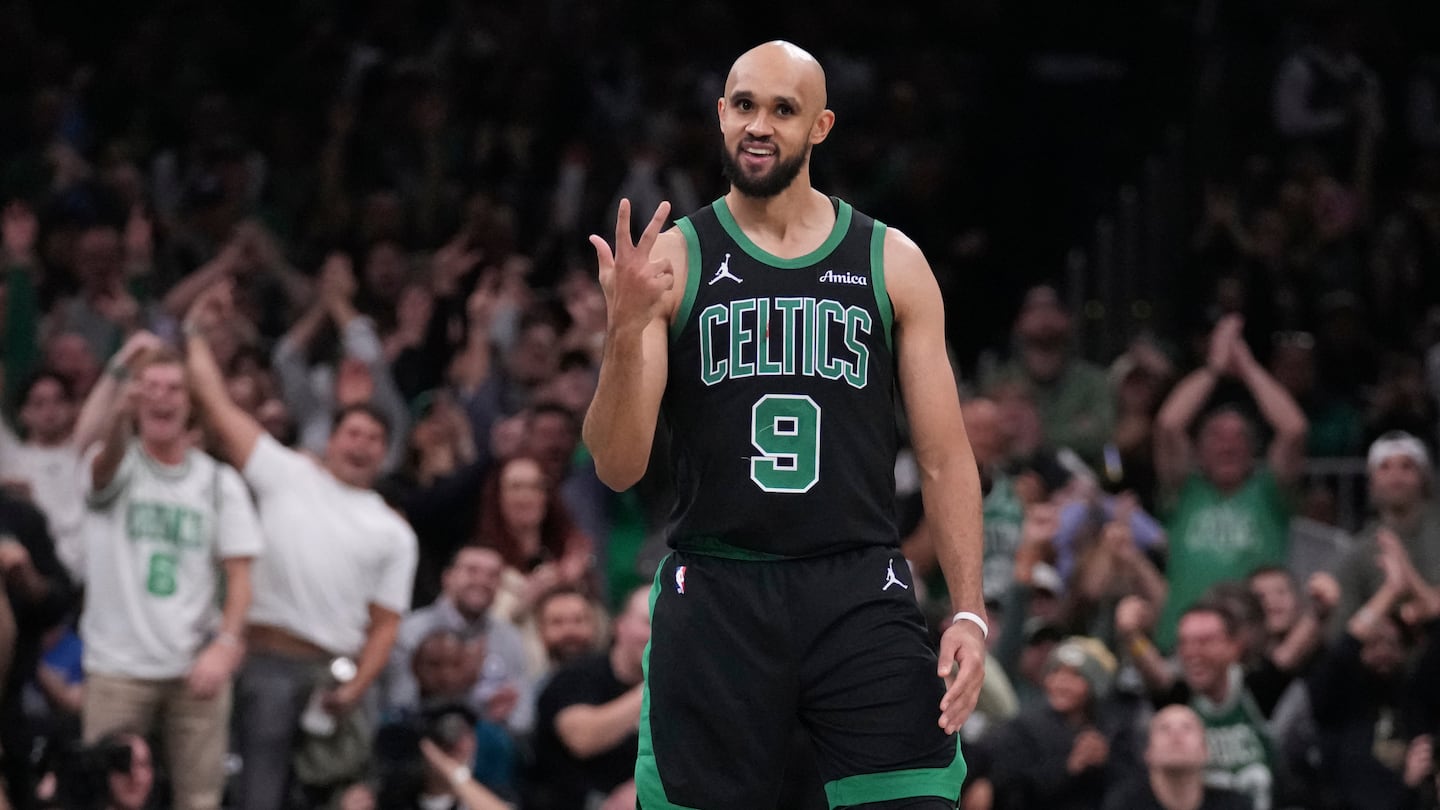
[1157,468,1290,650]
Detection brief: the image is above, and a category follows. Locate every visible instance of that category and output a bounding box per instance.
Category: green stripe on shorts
[823,738,967,808]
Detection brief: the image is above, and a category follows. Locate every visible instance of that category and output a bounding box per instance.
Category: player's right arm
[182,283,265,470]
[582,199,684,491]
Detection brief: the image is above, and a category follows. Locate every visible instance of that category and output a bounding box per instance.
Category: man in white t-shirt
[0,370,87,576]
[183,286,418,810]
[72,333,262,810]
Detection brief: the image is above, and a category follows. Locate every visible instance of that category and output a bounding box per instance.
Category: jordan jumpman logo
[709,253,742,285]
[883,559,909,591]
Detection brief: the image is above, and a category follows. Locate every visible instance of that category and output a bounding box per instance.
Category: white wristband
[951,611,989,640]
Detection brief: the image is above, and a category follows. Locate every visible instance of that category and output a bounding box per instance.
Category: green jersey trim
[823,738,967,806]
[635,554,702,810]
[713,196,854,269]
[870,222,894,350]
[671,218,704,342]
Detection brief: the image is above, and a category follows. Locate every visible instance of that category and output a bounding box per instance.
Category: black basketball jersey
[661,196,899,558]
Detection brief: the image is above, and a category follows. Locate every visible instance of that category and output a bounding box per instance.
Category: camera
[47,735,139,809]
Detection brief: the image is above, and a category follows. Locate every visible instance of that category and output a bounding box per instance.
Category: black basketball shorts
[635,544,966,809]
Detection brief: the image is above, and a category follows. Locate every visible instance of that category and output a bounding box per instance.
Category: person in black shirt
[527,587,648,810]
[1103,705,1251,810]
[0,489,77,810]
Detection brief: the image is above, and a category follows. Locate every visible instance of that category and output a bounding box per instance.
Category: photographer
[49,732,154,810]
[377,703,513,810]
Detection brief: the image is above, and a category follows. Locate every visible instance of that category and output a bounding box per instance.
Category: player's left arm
[885,228,986,735]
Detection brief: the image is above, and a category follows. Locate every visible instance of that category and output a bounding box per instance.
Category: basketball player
[584,41,986,809]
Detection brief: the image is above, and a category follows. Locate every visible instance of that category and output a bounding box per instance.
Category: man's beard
[720,141,808,199]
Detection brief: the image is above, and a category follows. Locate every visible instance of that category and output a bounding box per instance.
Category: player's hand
[589,198,673,333]
[937,618,986,735]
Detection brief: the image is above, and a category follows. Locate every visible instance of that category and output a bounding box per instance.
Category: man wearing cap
[1330,430,1440,634]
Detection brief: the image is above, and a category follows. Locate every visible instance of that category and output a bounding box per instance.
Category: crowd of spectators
[2,0,1440,808]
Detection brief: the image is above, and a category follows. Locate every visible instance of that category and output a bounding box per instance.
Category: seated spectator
[1333,432,1440,635]
[1066,502,1169,642]
[1307,530,1440,810]
[477,454,594,629]
[376,702,513,810]
[53,731,155,810]
[1123,599,1279,809]
[984,285,1115,467]
[1245,566,1325,701]
[968,636,1140,810]
[1269,330,1362,458]
[1153,315,1307,650]
[385,546,528,725]
[0,483,75,810]
[1054,491,1166,584]
[526,586,647,810]
[376,631,517,802]
[510,585,603,736]
[1102,704,1251,810]
[1104,337,1174,509]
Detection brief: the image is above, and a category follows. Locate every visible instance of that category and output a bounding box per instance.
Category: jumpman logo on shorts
[883,558,909,591]
[708,253,742,285]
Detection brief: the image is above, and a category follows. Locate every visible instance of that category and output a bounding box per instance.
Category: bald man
[584,41,986,809]
[1102,705,1250,810]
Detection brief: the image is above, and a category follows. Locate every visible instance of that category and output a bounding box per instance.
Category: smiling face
[324,408,388,488]
[1197,410,1255,491]
[1177,609,1241,698]
[135,361,191,448]
[718,41,834,199]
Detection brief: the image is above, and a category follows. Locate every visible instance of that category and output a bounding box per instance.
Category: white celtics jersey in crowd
[81,440,263,679]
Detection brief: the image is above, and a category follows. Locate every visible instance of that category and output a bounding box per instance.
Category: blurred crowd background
[3,0,1440,808]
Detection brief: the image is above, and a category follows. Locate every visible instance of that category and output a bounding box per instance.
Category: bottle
[299,656,358,736]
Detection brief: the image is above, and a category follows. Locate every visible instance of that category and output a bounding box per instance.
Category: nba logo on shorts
[675,565,687,594]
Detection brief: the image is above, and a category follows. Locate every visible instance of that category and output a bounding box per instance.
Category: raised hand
[1114,594,1153,640]
[1307,571,1341,618]
[589,199,673,334]
[186,280,234,334]
[1206,314,1244,375]
[318,251,357,303]
[114,330,164,370]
